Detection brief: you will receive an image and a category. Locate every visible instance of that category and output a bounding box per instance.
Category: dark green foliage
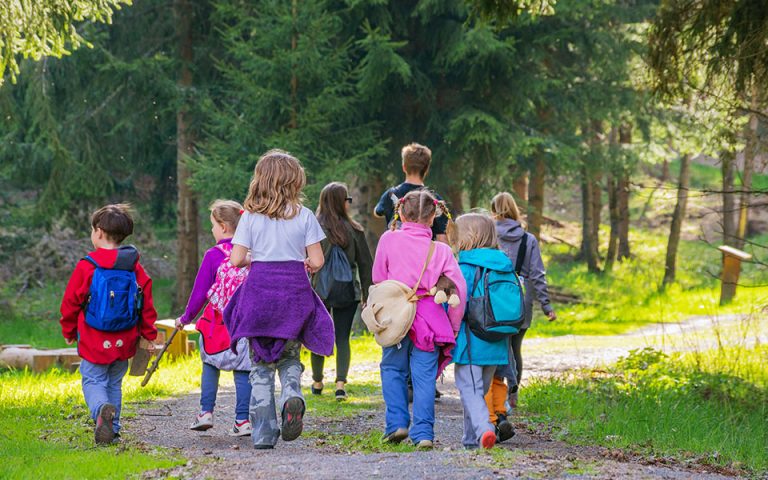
[649,0,768,99]
[191,0,386,206]
[0,2,179,225]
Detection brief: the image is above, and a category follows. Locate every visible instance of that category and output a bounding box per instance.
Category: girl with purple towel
[224,149,335,449]
[176,200,253,437]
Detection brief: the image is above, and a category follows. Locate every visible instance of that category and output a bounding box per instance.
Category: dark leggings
[311,302,359,383]
[509,328,527,393]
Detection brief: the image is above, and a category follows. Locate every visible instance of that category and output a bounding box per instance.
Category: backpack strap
[83,255,99,268]
[215,243,231,259]
[409,241,435,299]
[515,234,529,275]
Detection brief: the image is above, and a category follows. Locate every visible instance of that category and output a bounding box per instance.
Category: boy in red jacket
[60,204,158,445]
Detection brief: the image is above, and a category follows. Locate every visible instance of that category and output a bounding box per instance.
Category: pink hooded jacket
[372,222,467,374]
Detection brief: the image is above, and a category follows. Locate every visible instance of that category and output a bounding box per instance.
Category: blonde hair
[491,192,524,225]
[210,199,243,231]
[244,149,306,219]
[455,213,497,251]
[391,190,454,236]
[401,143,432,178]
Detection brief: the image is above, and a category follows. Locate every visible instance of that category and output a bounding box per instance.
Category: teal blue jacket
[452,248,512,366]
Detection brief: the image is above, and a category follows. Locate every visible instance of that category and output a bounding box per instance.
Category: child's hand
[65,338,75,345]
[547,311,557,322]
[175,317,184,330]
[145,341,156,354]
[304,258,319,274]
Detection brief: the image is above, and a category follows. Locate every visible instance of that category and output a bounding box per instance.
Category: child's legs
[200,362,221,413]
[332,303,357,383]
[509,328,527,393]
[233,370,251,421]
[80,359,110,422]
[275,341,304,412]
[104,360,129,433]
[249,361,279,446]
[408,343,438,442]
[455,364,496,447]
[484,376,508,424]
[309,352,325,383]
[380,338,411,435]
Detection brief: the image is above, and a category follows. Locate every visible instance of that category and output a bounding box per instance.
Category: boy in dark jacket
[374,143,449,244]
[60,204,158,445]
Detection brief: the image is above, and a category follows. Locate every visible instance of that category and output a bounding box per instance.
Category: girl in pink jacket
[372,190,467,448]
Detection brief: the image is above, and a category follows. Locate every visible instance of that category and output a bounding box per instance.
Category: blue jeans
[201,362,251,421]
[80,359,129,434]
[380,336,438,442]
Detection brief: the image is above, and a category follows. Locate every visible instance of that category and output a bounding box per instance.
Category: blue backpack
[83,256,143,332]
[462,237,528,342]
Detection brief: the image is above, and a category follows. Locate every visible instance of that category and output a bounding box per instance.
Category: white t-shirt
[232,206,326,262]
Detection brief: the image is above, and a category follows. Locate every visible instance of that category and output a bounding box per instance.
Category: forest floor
[131,314,763,480]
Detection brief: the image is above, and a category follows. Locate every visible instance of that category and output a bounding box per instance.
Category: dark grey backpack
[315,245,355,307]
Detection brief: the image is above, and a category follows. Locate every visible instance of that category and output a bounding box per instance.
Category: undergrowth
[523,345,768,473]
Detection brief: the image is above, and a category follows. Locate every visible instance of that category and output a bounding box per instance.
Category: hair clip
[433,199,438,205]
[239,209,244,215]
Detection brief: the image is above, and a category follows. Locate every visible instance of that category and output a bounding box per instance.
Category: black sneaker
[495,414,515,443]
[281,397,305,441]
[335,389,347,402]
[94,403,116,445]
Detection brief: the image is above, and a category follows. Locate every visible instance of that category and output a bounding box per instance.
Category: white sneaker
[190,411,214,431]
[228,419,252,437]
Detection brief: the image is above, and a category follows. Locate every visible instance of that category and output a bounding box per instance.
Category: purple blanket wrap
[223,261,334,363]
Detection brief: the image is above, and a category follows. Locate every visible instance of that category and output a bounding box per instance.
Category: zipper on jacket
[110,291,115,307]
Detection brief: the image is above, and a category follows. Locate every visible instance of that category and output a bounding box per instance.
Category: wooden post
[718,245,752,305]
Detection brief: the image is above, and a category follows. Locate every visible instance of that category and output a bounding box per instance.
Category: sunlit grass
[523,345,768,473]
[0,355,201,480]
[532,228,768,337]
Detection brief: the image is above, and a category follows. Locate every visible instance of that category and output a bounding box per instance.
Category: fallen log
[0,345,82,372]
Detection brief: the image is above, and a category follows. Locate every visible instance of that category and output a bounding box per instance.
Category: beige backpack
[362,242,435,347]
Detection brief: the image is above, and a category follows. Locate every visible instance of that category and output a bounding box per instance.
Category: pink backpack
[196,244,249,354]
[207,244,249,311]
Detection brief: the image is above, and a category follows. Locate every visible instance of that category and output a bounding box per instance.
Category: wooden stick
[141,328,178,387]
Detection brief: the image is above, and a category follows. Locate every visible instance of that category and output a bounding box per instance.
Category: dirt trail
[133,315,762,479]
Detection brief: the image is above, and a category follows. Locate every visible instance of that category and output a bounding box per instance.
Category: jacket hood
[496,219,525,242]
[87,245,140,270]
[458,248,514,272]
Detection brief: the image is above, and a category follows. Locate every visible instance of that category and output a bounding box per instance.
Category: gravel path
[131,315,762,479]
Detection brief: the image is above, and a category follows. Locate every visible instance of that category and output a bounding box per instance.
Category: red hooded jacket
[60,245,158,364]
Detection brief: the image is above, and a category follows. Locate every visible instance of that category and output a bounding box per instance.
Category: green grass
[532,229,768,337]
[304,430,417,454]
[669,158,768,192]
[522,345,768,473]
[0,355,202,479]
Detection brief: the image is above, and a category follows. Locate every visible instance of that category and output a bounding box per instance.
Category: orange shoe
[480,430,496,449]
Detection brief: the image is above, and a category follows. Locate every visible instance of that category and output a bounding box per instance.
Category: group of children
[60,143,555,451]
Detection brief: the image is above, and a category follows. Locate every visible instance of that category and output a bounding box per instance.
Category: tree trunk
[590,172,602,256]
[617,123,632,260]
[512,167,529,202]
[350,175,386,257]
[289,0,298,129]
[527,155,545,240]
[580,165,600,273]
[721,149,737,245]
[443,182,464,217]
[735,107,757,251]
[662,153,691,288]
[174,0,199,310]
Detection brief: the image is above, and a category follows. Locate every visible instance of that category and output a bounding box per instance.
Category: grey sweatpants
[249,341,304,447]
[454,364,496,448]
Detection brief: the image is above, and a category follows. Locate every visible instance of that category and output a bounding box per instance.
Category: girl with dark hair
[311,182,373,400]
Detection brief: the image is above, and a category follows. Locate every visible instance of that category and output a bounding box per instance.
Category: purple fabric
[223,261,334,363]
[179,239,231,325]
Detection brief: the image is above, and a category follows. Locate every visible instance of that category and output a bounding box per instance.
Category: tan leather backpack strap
[411,241,436,295]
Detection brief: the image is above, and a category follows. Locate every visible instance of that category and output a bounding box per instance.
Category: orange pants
[484,376,507,424]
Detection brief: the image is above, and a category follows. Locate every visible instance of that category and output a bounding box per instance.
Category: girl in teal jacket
[452,213,514,449]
